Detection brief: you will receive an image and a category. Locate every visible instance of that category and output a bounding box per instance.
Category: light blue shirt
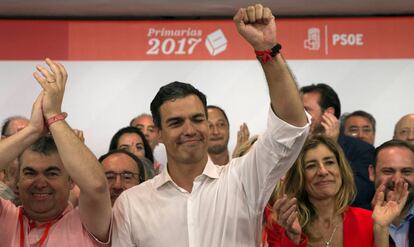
[389,202,414,247]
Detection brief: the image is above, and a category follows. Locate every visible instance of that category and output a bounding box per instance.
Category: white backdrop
[1,59,413,158]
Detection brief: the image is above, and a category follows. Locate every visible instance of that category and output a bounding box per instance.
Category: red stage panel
[0,17,413,60]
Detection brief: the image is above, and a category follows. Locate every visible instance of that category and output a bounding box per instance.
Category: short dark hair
[373,140,414,168]
[1,116,27,137]
[150,81,207,129]
[300,83,341,119]
[207,105,229,126]
[99,149,146,183]
[27,135,58,156]
[18,135,59,172]
[344,110,376,133]
[109,126,154,163]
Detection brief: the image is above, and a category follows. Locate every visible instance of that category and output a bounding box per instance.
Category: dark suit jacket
[338,134,375,209]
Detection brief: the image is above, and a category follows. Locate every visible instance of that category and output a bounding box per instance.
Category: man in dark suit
[301,83,375,209]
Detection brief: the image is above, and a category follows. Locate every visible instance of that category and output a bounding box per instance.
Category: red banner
[0,17,413,60]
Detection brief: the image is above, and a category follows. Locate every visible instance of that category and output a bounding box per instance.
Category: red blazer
[264,206,376,247]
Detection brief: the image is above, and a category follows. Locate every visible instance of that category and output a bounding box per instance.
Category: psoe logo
[304,28,320,51]
[205,29,227,56]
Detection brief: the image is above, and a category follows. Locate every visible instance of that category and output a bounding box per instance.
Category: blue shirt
[389,202,414,247]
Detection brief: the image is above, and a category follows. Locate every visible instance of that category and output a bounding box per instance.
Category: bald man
[394,113,414,146]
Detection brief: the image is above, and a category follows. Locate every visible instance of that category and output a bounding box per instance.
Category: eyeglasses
[348,127,373,136]
[105,171,139,184]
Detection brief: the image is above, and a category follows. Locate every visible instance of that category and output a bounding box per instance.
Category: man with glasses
[99,149,145,205]
[343,110,376,145]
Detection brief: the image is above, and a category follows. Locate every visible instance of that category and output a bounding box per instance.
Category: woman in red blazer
[264,136,407,247]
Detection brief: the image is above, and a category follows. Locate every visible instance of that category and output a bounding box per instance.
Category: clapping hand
[232,123,250,158]
[273,195,302,244]
[33,58,67,119]
[372,179,409,227]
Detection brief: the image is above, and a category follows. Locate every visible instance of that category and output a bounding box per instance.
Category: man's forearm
[233,4,307,128]
[48,120,108,196]
[373,223,389,247]
[33,59,111,242]
[0,126,41,170]
[261,53,307,128]
[48,119,112,241]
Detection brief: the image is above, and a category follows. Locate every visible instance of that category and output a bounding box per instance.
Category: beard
[308,117,325,136]
[384,180,414,210]
[311,123,325,136]
[403,187,414,209]
[208,144,227,155]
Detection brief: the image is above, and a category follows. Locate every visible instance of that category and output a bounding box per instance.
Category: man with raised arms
[0,59,112,246]
[112,4,309,247]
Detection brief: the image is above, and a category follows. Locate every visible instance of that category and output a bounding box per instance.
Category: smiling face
[101,152,140,205]
[131,115,159,151]
[207,107,229,155]
[158,95,209,166]
[344,116,375,145]
[18,149,72,222]
[304,143,342,201]
[370,146,414,206]
[117,133,146,159]
[394,114,414,146]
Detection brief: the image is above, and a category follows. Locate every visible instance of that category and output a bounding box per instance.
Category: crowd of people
[0,3,413,247]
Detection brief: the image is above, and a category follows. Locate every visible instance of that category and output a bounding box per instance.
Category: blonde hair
[280,135,356,238]
[232,135,258,158]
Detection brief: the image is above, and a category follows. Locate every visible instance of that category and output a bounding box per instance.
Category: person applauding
[265,135,407,247]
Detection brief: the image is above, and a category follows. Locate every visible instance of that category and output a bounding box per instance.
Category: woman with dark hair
[109,126,155,179]
[264,135,408,247]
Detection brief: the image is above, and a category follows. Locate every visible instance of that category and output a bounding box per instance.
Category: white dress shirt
[112,108,310,247]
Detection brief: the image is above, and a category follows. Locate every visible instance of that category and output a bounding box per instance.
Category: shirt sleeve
[0,196,18,219]
[0,197,19,244]
[232,108,310,212]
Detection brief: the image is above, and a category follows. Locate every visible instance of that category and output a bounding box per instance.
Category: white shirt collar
[153,158,220,190]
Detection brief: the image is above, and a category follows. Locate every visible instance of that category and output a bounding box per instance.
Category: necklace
[323,222,338,247]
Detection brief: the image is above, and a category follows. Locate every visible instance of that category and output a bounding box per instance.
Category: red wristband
[46,112,67,127]
[255,43,282,63]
